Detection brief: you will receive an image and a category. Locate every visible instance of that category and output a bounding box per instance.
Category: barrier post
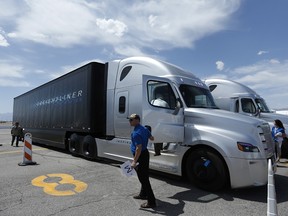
[18,133,37,166]
[267,159,278,216]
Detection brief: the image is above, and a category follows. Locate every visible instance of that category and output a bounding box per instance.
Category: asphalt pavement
[1,127,288,216]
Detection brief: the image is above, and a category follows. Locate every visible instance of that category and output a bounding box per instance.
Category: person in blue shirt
[271,119,286,159]
[128,113,156,208]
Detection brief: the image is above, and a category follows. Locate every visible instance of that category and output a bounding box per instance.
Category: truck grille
[259,123,274,158]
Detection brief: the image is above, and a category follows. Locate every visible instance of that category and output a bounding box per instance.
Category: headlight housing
[237,142,260,152]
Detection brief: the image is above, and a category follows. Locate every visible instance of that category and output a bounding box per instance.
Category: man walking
[11,122,23,147]
[128,114,156,208]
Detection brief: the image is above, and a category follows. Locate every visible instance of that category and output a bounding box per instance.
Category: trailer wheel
[186,148,228,191]
[69,133,80,155]
[82,135,97,159]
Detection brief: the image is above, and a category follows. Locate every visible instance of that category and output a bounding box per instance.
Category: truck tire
[186,148,228,191]
[69,133,80,155]
[82,135,97,159]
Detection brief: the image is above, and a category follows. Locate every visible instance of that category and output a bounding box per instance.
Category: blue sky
[0,0,288,114]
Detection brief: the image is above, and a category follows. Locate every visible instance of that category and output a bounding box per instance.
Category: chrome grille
[260,123,275,158]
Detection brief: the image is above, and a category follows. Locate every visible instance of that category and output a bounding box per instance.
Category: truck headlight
[237,142,260,152]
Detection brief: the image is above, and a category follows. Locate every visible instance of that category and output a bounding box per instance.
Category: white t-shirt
[151,98,169,108]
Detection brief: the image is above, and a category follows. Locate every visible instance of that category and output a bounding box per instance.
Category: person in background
[271,119,286,159]
[11,122,23,147]
[151,93,169,108]
[150,93,168,156]
[128,113,156,208]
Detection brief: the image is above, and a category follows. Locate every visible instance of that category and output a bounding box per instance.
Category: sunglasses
[129,119,134,122]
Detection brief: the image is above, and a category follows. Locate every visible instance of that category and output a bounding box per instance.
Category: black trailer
[13,62,107,159]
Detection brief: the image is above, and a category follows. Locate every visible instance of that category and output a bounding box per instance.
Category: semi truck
[203,78,288,129]
[13,57,276,191]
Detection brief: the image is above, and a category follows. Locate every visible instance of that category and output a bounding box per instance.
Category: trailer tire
[69,133,80,155]
[186,148,228,191]
[82,135,97,159]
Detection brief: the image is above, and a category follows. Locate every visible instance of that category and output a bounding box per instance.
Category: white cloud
[114,45,147,57]
[0,61,23,78]
[270,59,280,64]
[257,50,269,55]
[0,60,35,87]
[226,59,288,109]
[205,59,288,109]
[4,0,240,53]
[0,79,29,87]
[216,61,225,71]
[148,15,158,27]
[7,0,98,47]
[96,18,127,37]
[0,0,23,20]
[0,61,29,87]
[0,33,9,47]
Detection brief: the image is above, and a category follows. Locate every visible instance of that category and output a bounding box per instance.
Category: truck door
[114,91,130,138]
[142,75,184,143]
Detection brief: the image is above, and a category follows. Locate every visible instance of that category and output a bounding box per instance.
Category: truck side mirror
[173,98,182,115]
[253,109,261,117]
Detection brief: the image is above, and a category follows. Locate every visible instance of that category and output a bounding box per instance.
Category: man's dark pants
[136,149,156,205]
[11,135,20,147]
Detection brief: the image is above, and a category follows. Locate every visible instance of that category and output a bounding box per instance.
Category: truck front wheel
[186,148,228,191]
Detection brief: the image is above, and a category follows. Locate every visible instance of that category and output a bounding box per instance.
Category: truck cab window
[208,84,217,92]
[255,98,271,113]
[179,84,216,108]
[120,66,132,81]
[241,98,256,114]
[147,81,176,109]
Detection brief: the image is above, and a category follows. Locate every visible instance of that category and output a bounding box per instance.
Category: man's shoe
[140,202,156,208]
[133,195,148,200]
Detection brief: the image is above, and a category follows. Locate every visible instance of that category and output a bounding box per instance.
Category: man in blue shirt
[128,113,156,208]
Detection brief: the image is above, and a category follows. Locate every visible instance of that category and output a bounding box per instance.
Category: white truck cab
[96,57,276,191]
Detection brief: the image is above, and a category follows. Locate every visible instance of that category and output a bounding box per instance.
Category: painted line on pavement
[0,147,48,155]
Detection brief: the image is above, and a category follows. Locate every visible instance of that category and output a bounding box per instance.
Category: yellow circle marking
[31,173,88,196]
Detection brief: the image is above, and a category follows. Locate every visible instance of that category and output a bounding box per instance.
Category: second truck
[204,78,288,129]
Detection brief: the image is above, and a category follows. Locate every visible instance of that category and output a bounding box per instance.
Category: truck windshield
[179,84,217,108]
[255,98,272,113]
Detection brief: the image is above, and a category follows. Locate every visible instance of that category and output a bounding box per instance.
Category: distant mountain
[0,113,12,121]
